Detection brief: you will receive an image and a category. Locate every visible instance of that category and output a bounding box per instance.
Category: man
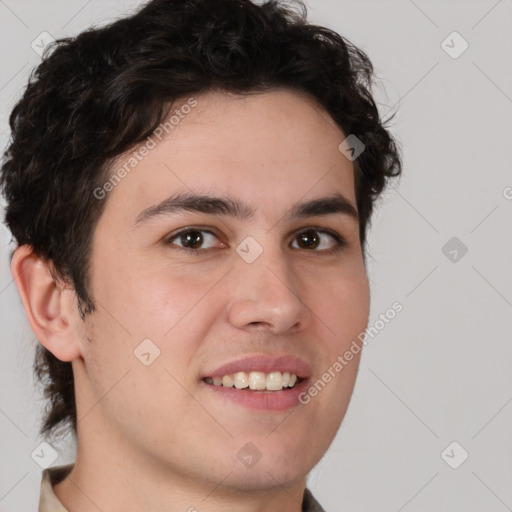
[0,0,402,510]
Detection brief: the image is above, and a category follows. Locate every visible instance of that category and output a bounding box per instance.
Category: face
[73,89,370,491]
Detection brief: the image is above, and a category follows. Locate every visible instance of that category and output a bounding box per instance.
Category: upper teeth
[205,371,298,391]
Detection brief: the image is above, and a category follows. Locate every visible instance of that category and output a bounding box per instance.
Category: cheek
[130,270,226,355]
[313,264,370,349]
[306,264,369,400]
[92,252,215,343]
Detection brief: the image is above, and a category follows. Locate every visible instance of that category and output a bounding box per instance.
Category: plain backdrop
[1,1,511,511]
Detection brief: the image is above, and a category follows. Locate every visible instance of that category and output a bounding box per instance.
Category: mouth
[200,354,311,411]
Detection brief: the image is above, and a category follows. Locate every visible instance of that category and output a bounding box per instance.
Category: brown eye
[167,229,223,252]
[292,228,346,253]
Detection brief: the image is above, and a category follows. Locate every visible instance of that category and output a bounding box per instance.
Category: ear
[10,244,82,362]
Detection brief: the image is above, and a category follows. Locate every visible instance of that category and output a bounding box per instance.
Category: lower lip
[201,378,310,411]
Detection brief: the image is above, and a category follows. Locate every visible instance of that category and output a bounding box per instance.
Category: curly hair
[0,0,402,441]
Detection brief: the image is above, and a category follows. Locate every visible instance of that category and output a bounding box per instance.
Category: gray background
[1,0,511,510]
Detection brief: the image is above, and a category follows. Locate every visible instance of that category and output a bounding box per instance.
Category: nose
[226,242,311,334]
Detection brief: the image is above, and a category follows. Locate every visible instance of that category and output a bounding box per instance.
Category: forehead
[99,88,356,226]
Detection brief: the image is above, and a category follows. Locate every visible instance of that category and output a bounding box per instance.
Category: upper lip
[203,354,312,379]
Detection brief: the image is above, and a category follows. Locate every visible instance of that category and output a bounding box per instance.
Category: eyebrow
[133,191,359,227]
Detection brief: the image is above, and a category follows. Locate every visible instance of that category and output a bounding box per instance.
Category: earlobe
[10,244,82,362]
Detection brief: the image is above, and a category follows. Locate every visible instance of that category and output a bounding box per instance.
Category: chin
[207,438,319,492]
[220,460,309,492]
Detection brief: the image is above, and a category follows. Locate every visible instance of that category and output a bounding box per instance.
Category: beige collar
[38,463,73,512]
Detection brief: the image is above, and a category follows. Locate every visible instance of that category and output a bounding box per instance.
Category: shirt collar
[38,463,73,512]
[302,487,327,511]
[39,464,326,512]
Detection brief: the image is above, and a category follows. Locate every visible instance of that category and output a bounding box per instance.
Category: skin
[12,88,370,512]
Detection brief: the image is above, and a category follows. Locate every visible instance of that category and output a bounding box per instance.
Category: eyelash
[165,226,347,255]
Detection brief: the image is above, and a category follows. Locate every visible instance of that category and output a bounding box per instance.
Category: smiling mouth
[202,371,303,392]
